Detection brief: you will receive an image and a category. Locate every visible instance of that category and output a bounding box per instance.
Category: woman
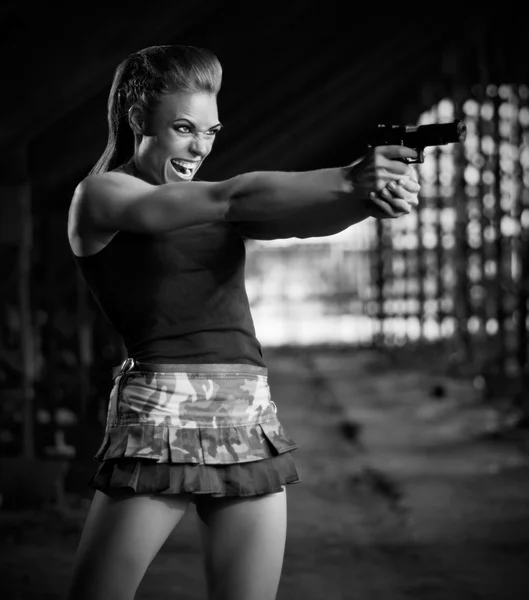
[66,44,420,600]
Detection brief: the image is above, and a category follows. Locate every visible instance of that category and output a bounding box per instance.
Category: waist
[122,329,266,368]
[109,359,273,427]
[112,358,268,380]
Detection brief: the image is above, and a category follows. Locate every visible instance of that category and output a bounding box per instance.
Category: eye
[174,125,191,134]
[207,129,220,137]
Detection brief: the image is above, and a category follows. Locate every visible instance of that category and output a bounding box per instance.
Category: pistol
[368,119,467,163]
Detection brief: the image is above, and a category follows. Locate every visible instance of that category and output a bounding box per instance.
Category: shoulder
[74,171,152,205]
[69,173,130,233]
[77,170,139,192]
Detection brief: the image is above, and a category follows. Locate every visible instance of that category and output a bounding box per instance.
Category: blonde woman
[66,44,420,600]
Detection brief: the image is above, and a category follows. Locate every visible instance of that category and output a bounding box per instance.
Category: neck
[120,158,153,184]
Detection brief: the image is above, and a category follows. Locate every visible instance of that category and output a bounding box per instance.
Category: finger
[386,186,419,208]
[380,188,411,213]
[369,193,400,218]
[396,178,420,193]
[372,148,415,177]
[405,166,419,182]
[378,145,420,161]
[378,159,411,177]
[386,182,419,203]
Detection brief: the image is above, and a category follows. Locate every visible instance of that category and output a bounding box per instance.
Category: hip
[106,359,277,428]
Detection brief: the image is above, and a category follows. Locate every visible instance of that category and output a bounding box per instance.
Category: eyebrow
[173,118,223,131]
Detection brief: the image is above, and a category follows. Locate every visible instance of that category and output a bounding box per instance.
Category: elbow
[213,178,240,223]
[222,176,247,223]
[220,172,264,222]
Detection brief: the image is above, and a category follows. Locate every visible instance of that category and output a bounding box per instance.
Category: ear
[128,105,145,135]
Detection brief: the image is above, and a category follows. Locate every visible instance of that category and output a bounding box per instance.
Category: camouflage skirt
[89,359,301,499]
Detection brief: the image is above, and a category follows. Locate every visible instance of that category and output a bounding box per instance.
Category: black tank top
[73,222,266,366]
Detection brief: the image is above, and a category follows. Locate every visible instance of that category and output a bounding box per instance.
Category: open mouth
[170,159,198,180]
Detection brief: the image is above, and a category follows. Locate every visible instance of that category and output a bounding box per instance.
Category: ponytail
[90,45,222,175]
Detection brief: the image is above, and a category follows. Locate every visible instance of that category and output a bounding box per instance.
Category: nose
[189,134,210,158]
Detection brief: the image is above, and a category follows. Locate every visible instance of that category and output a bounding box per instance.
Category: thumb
[406,166,419,183]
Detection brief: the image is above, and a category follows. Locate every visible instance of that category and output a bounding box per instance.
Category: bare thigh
[66,489,191,600]
[196,486,287,600]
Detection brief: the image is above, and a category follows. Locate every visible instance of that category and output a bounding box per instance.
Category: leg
[66,489,191,600]
[196,486,287,600]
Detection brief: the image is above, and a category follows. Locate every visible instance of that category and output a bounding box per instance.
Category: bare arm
[225,145,419,237]
[71,167,357,236]
[72,145,418,236]
[72,172,225,235]
[231,175,421,240]
[231,195,372,240]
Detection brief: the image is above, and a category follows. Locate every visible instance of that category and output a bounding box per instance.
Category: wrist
[341,166,355,196]
[342,166,375,217]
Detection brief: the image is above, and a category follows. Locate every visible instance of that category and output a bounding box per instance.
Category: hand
[347,145,420,218]
[369,173,420,219]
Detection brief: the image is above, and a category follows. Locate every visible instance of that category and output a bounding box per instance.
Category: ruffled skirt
[89,362,301,499]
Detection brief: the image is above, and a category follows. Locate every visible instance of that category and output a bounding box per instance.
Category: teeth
[171,160,197,178]
[173,160,194,169]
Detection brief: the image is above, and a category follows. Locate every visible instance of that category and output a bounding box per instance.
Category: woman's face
[132,91,221,185]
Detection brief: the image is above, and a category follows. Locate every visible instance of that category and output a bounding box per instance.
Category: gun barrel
[370,119,467,148]
[414,120,467,146]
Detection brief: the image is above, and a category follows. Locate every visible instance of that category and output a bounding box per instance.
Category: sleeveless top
[72,221,266,367]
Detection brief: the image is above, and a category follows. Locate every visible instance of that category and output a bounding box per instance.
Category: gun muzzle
[411,120,467,146]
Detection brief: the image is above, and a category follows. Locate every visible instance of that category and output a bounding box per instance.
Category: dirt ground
[1,347,528,599]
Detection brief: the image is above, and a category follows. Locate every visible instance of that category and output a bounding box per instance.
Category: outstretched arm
[231,174,420,240]
[72,146,418,239]
[230,193,371,240]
